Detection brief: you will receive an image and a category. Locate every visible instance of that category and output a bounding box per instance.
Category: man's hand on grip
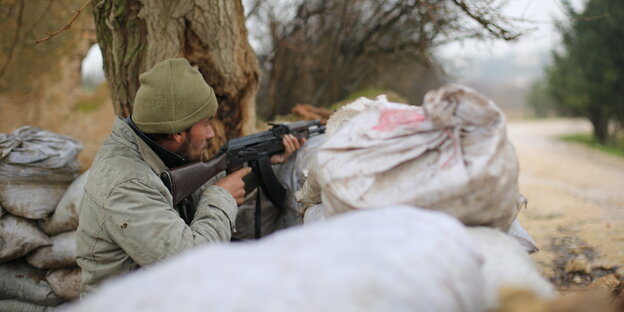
[215,167,252,205]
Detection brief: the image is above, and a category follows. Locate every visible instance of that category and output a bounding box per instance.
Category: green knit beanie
[132,58,218,134]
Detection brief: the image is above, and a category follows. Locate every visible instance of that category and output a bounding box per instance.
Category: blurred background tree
[543,0,623,144]
[2,0,525,151]
[526,78,556,119]
[0,0,95,131]
[245,0,522,120]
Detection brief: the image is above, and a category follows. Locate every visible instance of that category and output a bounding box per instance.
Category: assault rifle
[160,120,325,208]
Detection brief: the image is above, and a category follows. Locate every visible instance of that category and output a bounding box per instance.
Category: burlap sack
[0,300,56,312]
[0,214,51,263]
[0,183,70,220]
[46,268,81,300]
[313,85,521,230]
[0,127,81,220]
[0,260,63,306]
[26,231,76,269]
[466,227,555,309]
[39,170,89,235]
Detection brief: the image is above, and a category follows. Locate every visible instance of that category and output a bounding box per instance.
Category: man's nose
[205,125,215,139]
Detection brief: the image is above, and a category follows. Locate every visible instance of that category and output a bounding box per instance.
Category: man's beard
[177,136,197,163]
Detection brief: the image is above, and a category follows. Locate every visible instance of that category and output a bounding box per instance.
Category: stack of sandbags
[292,86,553,306]
[302,84,522,231]
[0,261,64,311]
[69,207,489,312]
[0,127,85,309]
[0,127,81,219]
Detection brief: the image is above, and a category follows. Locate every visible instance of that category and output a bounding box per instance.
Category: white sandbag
[315,84,521,230]
[39,170,89,235]
[0,214,51,263]
[506,218,538,253]
[0,300,57,312]
[47,268,81,300]
[279,134,325,214]
[0,127,82,219]
[302,205,540,255]
[26,231,76,269]
[70,207,486,312]
[0,183,70,220]
[0,260,64,306]
[503,194,538,253]
[0,127,82,178]
[324,98,370,137]
[302,203,326,224]
[295,164,322,210]
[466,227,556,310]
[293,136,325,215]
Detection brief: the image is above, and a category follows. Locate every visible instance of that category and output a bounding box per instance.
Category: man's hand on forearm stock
[270,134,305,164]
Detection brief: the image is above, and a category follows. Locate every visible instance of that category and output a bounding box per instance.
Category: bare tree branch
[32,0,92,44]
[450,0,520,40]
[0,0,24,79]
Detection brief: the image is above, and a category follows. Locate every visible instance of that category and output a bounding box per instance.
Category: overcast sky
[439,0,585,84]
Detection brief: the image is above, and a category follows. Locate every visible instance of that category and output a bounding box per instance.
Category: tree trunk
[592,117,610,145]
[589,109,610,145]
[93,0,259,152]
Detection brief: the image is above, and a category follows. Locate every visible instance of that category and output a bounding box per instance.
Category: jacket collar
[110,117,171,174]
[125,117,186,168]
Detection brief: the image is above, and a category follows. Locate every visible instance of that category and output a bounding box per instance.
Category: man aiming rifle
[76,58,305,295]
[162,120,325,238]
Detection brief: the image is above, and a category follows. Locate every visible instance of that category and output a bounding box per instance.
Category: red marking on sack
[372,108,425,132]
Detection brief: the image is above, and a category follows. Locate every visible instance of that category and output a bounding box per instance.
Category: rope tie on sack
[441,128,460,169]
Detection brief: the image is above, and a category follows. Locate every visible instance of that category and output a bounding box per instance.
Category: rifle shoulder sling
[253,156,287,209]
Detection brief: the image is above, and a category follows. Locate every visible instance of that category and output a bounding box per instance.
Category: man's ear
[158,131,187,154]
[169,131,187,145]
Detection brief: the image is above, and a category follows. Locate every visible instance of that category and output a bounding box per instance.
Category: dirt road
[508,119,624,288]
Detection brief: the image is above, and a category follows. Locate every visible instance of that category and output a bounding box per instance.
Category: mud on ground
[508,119,624,292]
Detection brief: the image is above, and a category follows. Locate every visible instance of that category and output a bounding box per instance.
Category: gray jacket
[76,117,237,294]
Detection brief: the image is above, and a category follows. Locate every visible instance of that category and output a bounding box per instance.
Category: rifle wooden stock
[161,153,228,206]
